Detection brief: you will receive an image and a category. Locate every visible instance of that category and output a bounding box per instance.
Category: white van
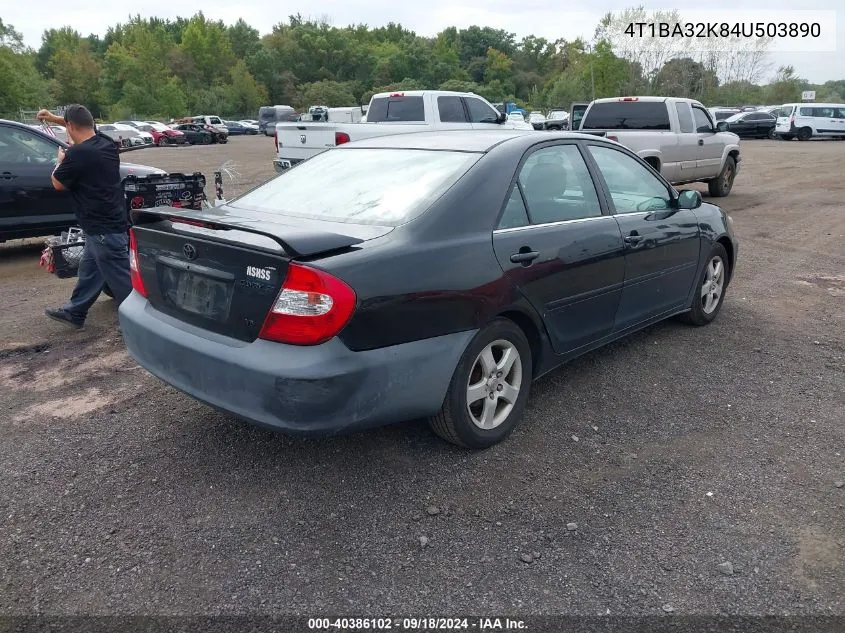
[775,103,845,141]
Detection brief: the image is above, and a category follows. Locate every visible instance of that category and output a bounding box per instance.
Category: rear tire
[679,243,729,326]
[201,135,212,145]
[797,127,813,141]
[428,318,533,449]
[707,156,736,197]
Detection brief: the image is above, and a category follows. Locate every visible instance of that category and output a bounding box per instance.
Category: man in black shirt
[37,105,132,329]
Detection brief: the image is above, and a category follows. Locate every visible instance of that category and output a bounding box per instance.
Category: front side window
[587,145,672,214]
[464,97,500,123]
[516,144,602,224]
[230,148,481,226]
[0,127,59,164]
[692,107,713,133]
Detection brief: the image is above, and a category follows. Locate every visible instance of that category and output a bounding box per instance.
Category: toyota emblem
[299,134,306,144]
[183,243,197,260]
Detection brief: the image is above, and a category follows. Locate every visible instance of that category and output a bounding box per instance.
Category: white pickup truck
[578,96,741,197]
[273,90,527,172]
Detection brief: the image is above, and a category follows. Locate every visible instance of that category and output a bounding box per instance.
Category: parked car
[191,115,228,136]
[98,123,142,148]
[543,109,569,130]
[258,105,299,136]
[114,123,153,145]
[273,90,532,171]
[708,108,741,122]
[775,103,845,141]
[143,123,187,146]
[723,111,777,139]
[507,112,534,130]
[0,119,164,242]
[527,112,546,130]
[120,129,738,449]
[170,123,214,145]
[240,119,259,126]
[579,96,741,197]
[223,120,258,135]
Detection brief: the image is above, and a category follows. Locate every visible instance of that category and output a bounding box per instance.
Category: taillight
[335,131,350,145]
[128,228,148,298]
[619,97,639,102]
[258,263,356,346]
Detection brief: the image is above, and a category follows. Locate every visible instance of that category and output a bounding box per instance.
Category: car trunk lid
[130,207,383,342]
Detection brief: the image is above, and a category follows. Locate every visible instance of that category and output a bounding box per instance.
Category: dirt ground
[1,135,843,617]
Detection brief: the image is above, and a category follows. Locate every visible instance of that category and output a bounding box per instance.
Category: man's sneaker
[45,308,84,329]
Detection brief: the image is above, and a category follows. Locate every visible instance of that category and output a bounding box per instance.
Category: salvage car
[120,130,738,449]
[170,123,214,145]
[723,111,777,139]
[0,119,164,242]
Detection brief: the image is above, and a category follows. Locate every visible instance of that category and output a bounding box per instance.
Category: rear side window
[778,106,795,117]
[675,102,695,133]
[438,96,467,123]
[230,148,481,226]
[497,187,530,229]
[367,96,425,122]
[581,102,670,130]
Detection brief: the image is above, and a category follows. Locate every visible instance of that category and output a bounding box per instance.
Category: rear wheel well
[728,149,740,163]
[497,310,542,374]
[717,236,734,282]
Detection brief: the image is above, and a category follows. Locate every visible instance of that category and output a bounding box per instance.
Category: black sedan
[120,130,738,449]
[171,123,213,145]
[724,111,777,139]
[0,119,163,242]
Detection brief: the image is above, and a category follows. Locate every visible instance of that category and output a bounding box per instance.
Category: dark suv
[0,119,164,242]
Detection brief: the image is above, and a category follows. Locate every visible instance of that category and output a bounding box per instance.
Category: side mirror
[676,189,702,210]
[716,121,728,132]
[496,112,507,124]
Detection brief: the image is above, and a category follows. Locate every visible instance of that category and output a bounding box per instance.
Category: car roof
[337,129,618,153]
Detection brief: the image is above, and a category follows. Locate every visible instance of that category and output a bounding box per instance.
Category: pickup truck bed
[274,90,528,172]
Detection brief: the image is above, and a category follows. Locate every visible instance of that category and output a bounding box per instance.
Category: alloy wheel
[466,339,523,430]
[701,256,725,314]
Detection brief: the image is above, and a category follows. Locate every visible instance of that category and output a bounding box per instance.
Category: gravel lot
[1,135,843,618]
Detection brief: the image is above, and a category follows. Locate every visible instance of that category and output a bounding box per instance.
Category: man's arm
[36,109,65,126]
[51,147,76,192]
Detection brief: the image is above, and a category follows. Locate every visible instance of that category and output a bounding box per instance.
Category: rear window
[581,102,670,130]
[366,96,425,122]
[229,148,480,226]
[778,106,795,117]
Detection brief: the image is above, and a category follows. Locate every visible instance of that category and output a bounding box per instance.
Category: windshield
[230,148,481,226]
[725,113,745,123]
[150,124,168,131]
[548,111,567,120]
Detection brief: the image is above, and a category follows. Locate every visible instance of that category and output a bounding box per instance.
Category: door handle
[624,232,643,245]
[1,172,17,180]
[698,139,704,146]
[510,248,539,264]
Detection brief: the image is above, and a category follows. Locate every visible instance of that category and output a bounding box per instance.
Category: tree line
[1,9,843,121]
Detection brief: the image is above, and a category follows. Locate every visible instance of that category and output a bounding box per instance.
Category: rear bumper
[119,293,476,435]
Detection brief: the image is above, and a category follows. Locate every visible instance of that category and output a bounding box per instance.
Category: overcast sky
[6,0,842,84]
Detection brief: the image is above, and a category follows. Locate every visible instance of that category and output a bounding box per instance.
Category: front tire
[157,137,168,147]
[679,243,730,326]
[708,156,736,197]
[797,127,813,141]
[428,318,533,449]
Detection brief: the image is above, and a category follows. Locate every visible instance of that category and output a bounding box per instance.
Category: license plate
[170,271,232,320]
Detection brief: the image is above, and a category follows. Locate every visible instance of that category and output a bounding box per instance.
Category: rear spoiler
[131,207,364,258]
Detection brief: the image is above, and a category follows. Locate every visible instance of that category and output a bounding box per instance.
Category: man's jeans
[63,232,133,322]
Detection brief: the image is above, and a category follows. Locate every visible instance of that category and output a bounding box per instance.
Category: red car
[139,122,187,146]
